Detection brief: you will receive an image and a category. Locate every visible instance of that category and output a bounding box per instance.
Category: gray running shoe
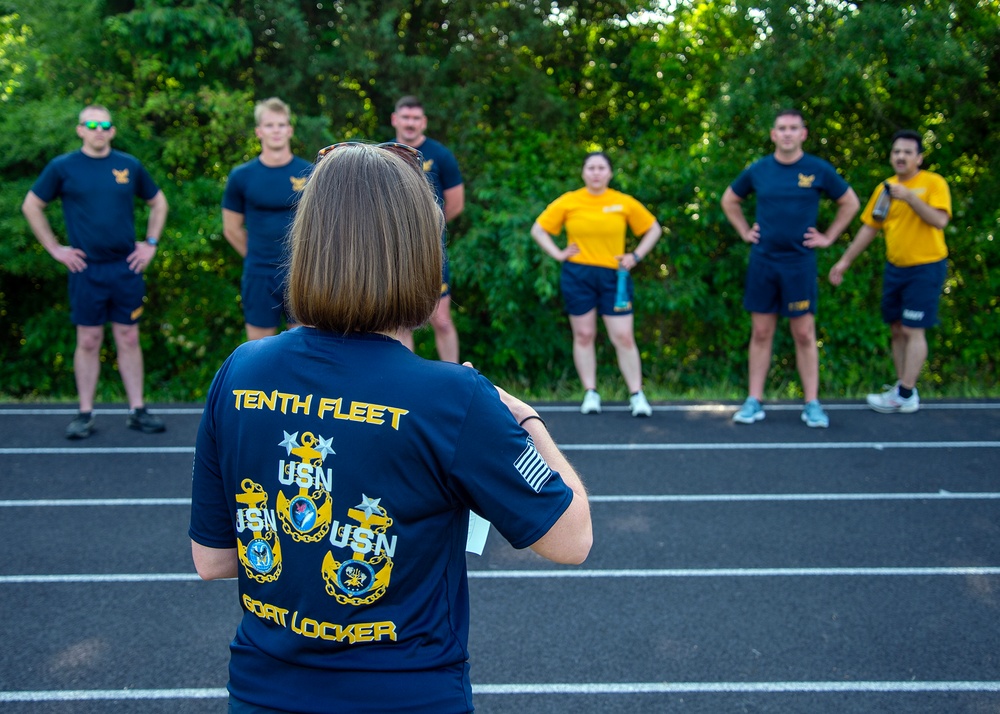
[126,407,166,433]
[66,413,95,440]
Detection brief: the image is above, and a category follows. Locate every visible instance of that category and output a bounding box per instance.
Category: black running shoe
[66,413,95,440]
[126,407,166,434]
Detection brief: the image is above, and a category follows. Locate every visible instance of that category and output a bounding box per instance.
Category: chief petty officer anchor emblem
[276,430,334,543]
[235,479,283,583]
[322,494,396,606]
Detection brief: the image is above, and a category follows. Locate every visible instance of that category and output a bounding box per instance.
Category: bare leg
[429,296,459,363]
[897,324,928,390]
[568,311,599,391]
[112,322,145,410]
[74,325,105,412]
[602,313,642,393]
[789,312,819,402]
[747,312,778,400]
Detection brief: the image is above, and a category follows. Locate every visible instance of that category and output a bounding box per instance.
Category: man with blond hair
[223,97,312,340]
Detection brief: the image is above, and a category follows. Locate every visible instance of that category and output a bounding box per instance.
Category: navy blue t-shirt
[30,150,160,262]
[413,137,462,208]
[222,156,312,276]
[190,329,573,713]
[730,153,850,263]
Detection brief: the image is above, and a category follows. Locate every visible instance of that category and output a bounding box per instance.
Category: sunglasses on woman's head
[315,141,424,171]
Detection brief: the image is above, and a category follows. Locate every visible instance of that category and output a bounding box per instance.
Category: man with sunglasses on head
[22,104,169,439]
[391,95,465,362]
[223,97,312,341]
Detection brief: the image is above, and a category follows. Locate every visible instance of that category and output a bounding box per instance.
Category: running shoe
[580,390,602,415]
[800,399,830,428]
[126,407,166,433]
[629,391,652,417]
[66,413,95,440]
[732,397,764,424]
[866,386,919,414]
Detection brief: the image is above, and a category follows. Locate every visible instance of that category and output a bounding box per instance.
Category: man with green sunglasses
[21,104,169,439]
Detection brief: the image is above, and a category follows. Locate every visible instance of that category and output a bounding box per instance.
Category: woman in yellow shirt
[531,152,662,417]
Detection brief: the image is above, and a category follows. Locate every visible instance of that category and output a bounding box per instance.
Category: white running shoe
[629,391,652,417]
[867,385,920,414]
[580,390,602,414]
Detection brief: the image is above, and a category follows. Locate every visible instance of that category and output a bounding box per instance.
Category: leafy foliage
[2,0,997,402]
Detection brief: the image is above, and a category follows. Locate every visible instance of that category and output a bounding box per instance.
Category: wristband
[632,251,640,263]
[518,415,546,428]
[146,237,159,247]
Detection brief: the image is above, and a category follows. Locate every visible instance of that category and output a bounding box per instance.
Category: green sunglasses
[79,121,113,131]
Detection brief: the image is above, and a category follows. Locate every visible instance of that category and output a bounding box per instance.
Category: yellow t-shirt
[535,188,657,270]
[861,170,951,267]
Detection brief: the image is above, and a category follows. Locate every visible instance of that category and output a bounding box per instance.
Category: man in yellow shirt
[829,130,952,414]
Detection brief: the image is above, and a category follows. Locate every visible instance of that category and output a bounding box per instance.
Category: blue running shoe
[801,400,829,428]
[733,397,765,424]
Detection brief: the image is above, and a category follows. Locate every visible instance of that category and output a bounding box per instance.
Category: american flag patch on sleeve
[514,435,553,493]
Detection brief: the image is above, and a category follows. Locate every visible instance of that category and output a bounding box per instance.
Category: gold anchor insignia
[290,176,307,192]
[277,432,333,542]
[798,173,815,188]
[322,499,394,606]
[113,168,130,184]
[235,479,282,582]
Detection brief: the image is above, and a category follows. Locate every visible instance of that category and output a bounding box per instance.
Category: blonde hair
[254,97,290,125]
[287,144,444,333]
[79,104,111,122]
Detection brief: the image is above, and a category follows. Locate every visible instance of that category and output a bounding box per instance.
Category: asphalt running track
[1,400,998,714]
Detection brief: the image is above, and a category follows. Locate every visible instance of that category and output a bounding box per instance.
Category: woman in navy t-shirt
[190,142,592,714]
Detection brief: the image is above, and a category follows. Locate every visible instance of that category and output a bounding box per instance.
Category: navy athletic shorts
[242,272,289,329]
[440,253,451,298]
[881,259,947,328]
[560,261,633,317]
[743,253,817,317]
[69,260,146,326]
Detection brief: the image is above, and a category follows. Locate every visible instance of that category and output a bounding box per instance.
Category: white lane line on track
[561,441,1000,451]
[2,402,998,417]
[3,440,999,455]
[3,491,1000,508]
[477,680,1000,693]
[0,498,192,507]
[3,680,1000,702]
[0,446,195,454]
[539,403,1000,412]
[0,408,206,416]
[590,491,1000,503]
[3,567,1000,584]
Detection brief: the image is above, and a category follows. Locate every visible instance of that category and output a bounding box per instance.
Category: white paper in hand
[466,511,491,555]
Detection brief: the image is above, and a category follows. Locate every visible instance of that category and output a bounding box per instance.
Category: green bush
[2,0,997,403]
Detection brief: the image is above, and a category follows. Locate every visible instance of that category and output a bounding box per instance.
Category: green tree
[1,0,996,403]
